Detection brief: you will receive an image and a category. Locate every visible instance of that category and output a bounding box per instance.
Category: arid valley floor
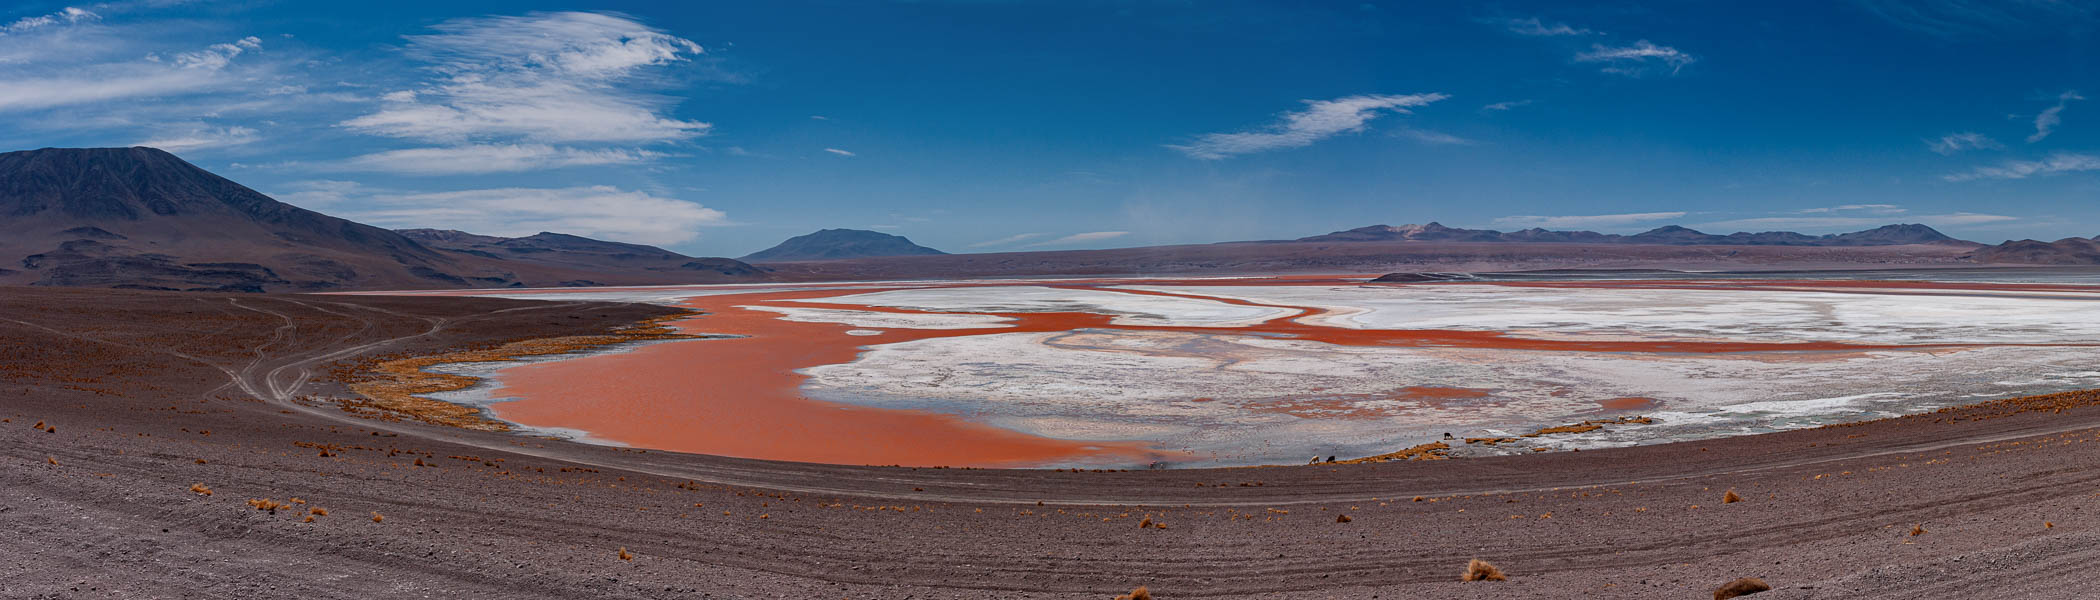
[8,279,2100,599]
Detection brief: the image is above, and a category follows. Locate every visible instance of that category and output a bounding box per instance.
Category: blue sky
[1,1,2096,256]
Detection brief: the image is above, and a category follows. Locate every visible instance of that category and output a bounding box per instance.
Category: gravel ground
[5,285,2100,599]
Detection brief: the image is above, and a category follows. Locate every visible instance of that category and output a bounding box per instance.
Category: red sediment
[451,279,2063,467]
[1598,397,1659,411]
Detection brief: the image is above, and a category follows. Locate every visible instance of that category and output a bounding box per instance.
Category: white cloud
[2029,90,2083,143]
[1493,211,1686,229]
[275,181,726,245]
[1025,231,1130,247]
[966,232,1045,248]
[169,35,259,70]
[340,12,710,143]
[1926,132,2002,155]
[1167,93,1449,159]
[1501,17,1592,36]
[1944,152,2100,181]
[1482,100,1531,111]
[335,144,661,175]
[135,124,258,151]
[1799,204,1907,215]
[1394,128,1472,145]
[822,147,855,157]
[1697,213,2016,230]
[1575,40,1695,76]
[0,35,264,112]
[2,6,97,34]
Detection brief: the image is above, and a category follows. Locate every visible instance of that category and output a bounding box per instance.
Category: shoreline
[330,311,702,432]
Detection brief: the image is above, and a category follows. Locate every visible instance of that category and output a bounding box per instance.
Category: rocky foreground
[5,286,2100,599]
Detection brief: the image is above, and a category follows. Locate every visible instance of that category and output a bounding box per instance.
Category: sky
[1,1,2096,256]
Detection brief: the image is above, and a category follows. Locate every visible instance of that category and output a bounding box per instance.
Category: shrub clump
[1713,577,1771,599]
[1462,559,1507,582]
[1113,586,1152,600]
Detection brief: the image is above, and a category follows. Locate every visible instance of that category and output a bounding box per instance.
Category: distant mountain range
[0,147,766,292]
[1296,222,1976,247]
[2,146,2091,293]
[1966,235,2100,264]
[740,228,946,262]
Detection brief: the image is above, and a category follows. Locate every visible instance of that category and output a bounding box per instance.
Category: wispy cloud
[822,147,855,157]
[2029,90,2083,143]
[1499,17,1593,36]
[1025,231,1130,247]
[340,12,710,143]
[1167,93,1448,159]
[134,124,259,151]
[1493,211,1686,229]
[273,181,727,245]
[335,144,662,175]
[0,33,268,112]
[2,6,97,35]
[1926,132,2001,155]
[1394,128,1473,145]
[967,232,1045,248]
[1943,152,2100,181]
[1699,213,2015,230]
[1575,40,1695,76]
[1481,100,1532,112]
[1799,204,1907,215]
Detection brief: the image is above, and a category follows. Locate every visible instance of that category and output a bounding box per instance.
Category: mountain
[0,147,765,291]
[1295,222,1975,247]
[398,229,765,278]
[1966,236,2100,264]
[741,228,946,262]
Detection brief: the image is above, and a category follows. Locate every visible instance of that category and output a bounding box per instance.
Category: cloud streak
[967,232,1045,248]
[335,144,662,175]
[341,12,710,143]
[1943,152,2100,181]
[274,181,727,245]
[2029,90,2082,143]
[1500,17,1592,36]
[1927,132,2001,155]
[1025,231,1130,247]
[1493,211,1686,229]
[1167,93,1448,159]
[1575,40,1695,76]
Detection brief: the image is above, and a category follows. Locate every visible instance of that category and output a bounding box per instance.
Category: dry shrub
[1723,489,1743,504]
[45,456,57,465]
[1713,577,1771,599]
[189,483,213,496]
[1113,586,1152,600]
[247,498,287,513]
[413,457,426,467]
[371,512,385,523]
[32,421,44,429]
[2046,521,2055,529]
[1336,514,1352,523]
[303,515,315,523]
[1138,517,1154,529]
[1412,495,1425,502]
[310,507,328,516]
[618,547,634,561]
[1462,558,1507,582]
[1910,523,1927,536]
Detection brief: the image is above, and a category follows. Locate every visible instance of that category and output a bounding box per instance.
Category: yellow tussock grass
[1723,489,1743,504]
[1713,576,1771,599]
[1113,585,1152,600]
[1462,558,1507,582]
[189,483,213,496]
[618,547,634,561]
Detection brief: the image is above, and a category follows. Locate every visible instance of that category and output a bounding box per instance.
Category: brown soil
[7,285,2100,599]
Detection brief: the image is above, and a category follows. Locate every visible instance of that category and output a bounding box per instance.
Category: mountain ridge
[0,147,766,291]
[1295,222,1975,247]
[741,228,946,262]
